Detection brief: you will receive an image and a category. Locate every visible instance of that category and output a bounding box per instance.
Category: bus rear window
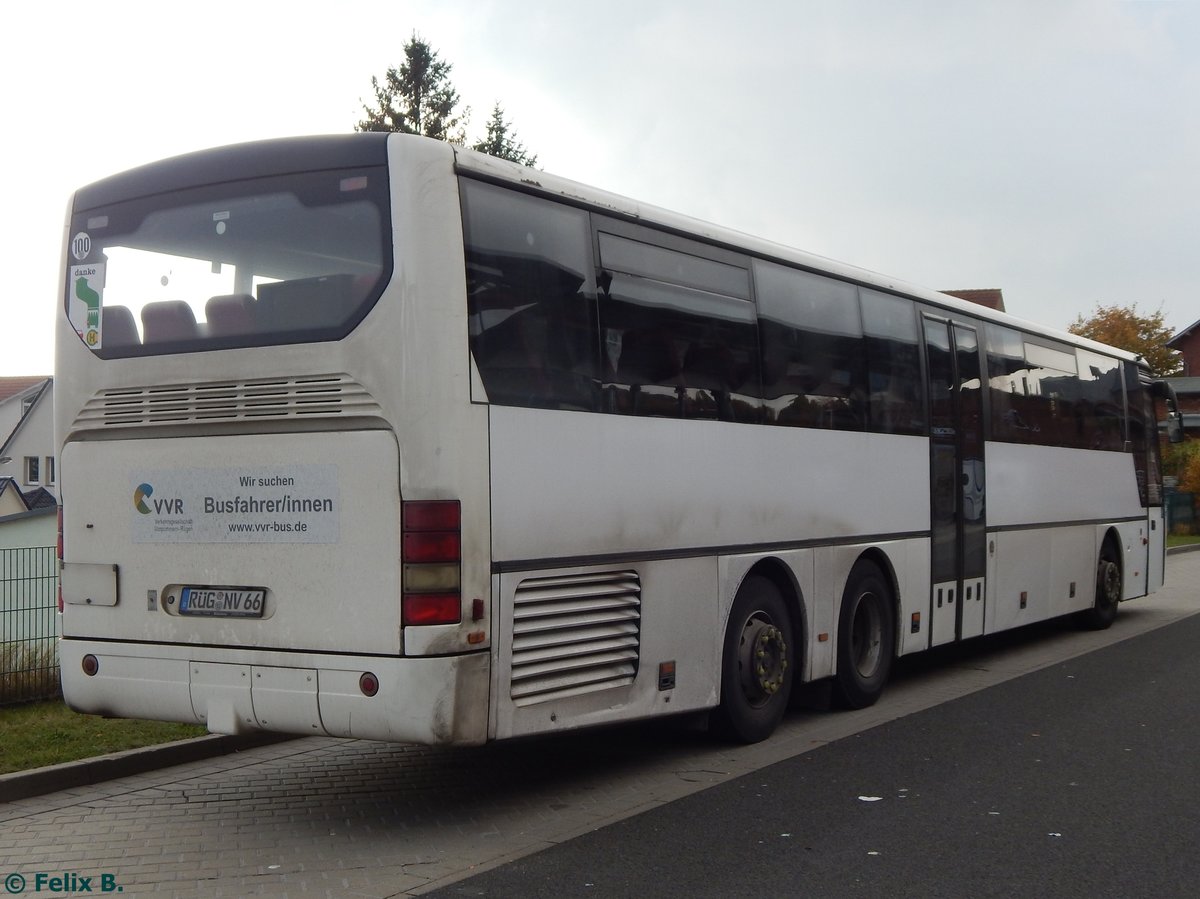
[66,167,391,356]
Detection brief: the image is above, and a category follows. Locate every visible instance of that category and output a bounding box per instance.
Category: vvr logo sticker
[134,483,184,515]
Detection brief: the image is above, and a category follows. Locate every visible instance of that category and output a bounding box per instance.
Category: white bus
[56,134,1183,744]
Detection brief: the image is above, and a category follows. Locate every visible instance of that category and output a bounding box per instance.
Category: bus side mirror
[1152,380,1185,444]
[1166,410,1184,444]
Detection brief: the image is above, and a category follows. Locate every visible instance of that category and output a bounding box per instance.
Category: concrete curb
[0,732,292,804]
[1167,542,1200,555]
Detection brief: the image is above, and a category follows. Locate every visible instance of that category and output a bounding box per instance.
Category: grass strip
[0,699,207,775]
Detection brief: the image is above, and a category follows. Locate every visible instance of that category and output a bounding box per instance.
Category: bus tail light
[402,530,460,563]
[401,500,461,626]
[402,594,462,626]
[57,506,64,613]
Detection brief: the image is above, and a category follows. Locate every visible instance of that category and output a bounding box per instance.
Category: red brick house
[1167,317,1200,378]
[942,288,1006,313]
[1165,317,1200,435]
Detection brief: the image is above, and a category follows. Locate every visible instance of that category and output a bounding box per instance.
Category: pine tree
[357,34,467,142]
[471,103,539,167]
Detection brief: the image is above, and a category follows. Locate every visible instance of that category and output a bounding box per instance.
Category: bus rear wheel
[712,575,795,743]
[1078,540,1121,630]
[832,559,894,710]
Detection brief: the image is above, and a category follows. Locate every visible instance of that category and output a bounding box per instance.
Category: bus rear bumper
[59,639,491,746]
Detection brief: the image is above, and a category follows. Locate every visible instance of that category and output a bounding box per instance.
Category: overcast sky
[3,0,1197,376]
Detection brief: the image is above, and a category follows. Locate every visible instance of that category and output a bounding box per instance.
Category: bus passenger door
[923,317,987,647]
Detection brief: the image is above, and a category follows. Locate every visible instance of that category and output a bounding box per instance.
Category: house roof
[942,289,1006,312]
[0,376,50,405]
[1165,376,1200,395]
[22,487,57,510]
[0,377,52,458]
[1167,317,1200,349]
[0,476,31,512]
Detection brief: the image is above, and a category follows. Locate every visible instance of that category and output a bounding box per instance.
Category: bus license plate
[179,587,265,618]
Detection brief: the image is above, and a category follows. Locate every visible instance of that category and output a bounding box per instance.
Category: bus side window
[597,229,759,423]
[1076,349,1125,452]
[755,261,865,431]
[600,276,759,422]
[460,179,599,412]
[861,289,924,436]
[987,324,1032,443]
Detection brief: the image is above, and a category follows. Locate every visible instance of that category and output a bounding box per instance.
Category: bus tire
[712,575,795,743]
[1078,540,1121,630]
[832,559,894,710]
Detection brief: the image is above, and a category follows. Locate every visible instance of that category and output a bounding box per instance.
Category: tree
[1181,449,1200,495]
[471,103,539,167]
[1165,440,1200,494]
[357,38,540,166]
[357,34,467,141]
[1067,304,1181,377]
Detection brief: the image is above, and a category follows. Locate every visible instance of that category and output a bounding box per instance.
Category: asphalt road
[431,608,1200,899]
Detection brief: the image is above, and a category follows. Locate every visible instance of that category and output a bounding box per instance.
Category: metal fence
[0,546,60,705]
[1166,491,1197,535]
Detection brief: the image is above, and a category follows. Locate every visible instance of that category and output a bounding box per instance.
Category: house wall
[0,487,26,517]
[0,508,57,655]
[0,403,23,458]
[0,382,56,497]
[1174,330,1200,379]
[0,507,56,549]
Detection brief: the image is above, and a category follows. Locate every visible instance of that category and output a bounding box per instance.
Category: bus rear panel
[57,134,492,744]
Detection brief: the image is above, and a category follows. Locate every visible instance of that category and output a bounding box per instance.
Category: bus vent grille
[75,374,382,429]
[510,570,641,707]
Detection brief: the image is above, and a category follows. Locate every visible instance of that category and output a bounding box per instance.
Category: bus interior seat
[141,300,198,344]
[616,328,681,386]
[683,342,741,391]
[205,293,257,338]
[350,272,381,303]
[474,305,558,407]
[256,274,354,331]
[613,328,682,415]
[683,343,741,420]
[101,306,140,348]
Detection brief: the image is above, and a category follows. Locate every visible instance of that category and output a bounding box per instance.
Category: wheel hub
[851,592,883,678]
[739,619,788,704]
[1099,559,1121,604]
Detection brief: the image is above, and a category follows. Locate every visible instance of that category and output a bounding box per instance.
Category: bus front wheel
[832,560,894,710]
[712,575,795,743]
[1078,541,1121,631]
